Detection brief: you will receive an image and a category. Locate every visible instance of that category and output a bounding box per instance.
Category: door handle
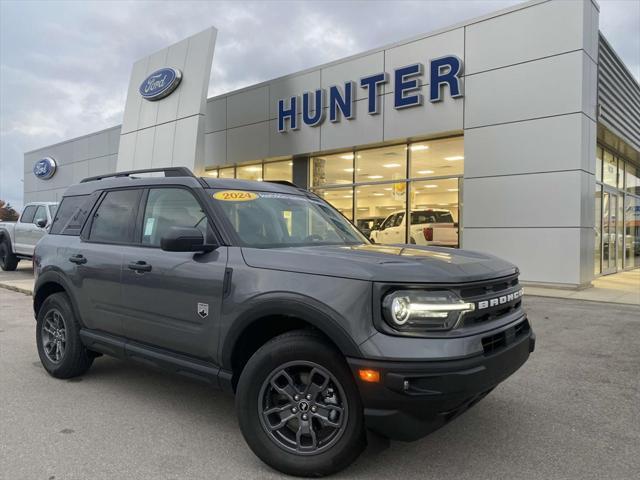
[128,261,152,273]
[68,254,87,265]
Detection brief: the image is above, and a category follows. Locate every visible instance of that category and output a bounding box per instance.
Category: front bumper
[347,318,535,441]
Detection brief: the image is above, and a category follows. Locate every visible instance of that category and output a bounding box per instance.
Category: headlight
[382,290,475,332]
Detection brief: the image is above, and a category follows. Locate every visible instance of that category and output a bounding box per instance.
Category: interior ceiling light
[447,188,459,192]
[382,163,401,168]
[424,184,438,188]
[340,154,354,160]
[444,156,464,161]
[373,193,385,196]
[244,166,262,172]
[410,145,429,151]
[417,170,434,174]
[344,168,354,172]
[367,175,383,179]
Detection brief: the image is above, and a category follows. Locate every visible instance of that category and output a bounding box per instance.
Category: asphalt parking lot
[1,288,639,480]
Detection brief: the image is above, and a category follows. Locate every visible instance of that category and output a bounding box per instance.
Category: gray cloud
[1,0,638,210]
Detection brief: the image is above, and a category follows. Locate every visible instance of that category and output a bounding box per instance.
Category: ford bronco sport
[33,167,535,477]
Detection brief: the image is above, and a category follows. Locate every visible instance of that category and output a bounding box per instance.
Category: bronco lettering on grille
[477,288,523,310]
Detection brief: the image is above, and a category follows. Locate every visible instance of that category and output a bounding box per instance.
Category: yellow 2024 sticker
[213,190,258,201]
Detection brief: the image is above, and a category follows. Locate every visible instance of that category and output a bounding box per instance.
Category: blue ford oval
[139,67,182,101]
[33,157,57,180]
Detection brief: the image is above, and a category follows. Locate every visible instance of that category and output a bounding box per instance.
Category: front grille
[482,319,530,355]
[460,276,519,298]
[459,274,523,327]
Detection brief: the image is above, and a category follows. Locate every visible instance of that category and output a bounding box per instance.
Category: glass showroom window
[314,188,354,220]
[625,195,639,268]
[408,178,460,247]
[410,138,463,178]
[603,151,617,187]
[594,184,602,275]
[219,167,235,179]
[311,136,463,245]
[263,160,293,182]
[357,184,406,243]
[596,146,603,183]
[205,160,292,183]
[236,164,263,181]
[311,152,355,187]
[355,145,407,184]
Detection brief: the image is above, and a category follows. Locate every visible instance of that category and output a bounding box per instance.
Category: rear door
[71,188,143,336]
[119,187,227,358]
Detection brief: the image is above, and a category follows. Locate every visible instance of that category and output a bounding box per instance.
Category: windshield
[210,189,368,248]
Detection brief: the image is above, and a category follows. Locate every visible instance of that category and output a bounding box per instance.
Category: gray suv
[33,167,535,477]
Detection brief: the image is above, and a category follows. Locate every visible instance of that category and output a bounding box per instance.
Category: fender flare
[33,269,84,326]
[220,293,362,370]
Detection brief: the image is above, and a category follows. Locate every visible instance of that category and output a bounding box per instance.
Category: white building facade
[23,0,640,287]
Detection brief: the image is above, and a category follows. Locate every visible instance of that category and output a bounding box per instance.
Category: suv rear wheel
[36,293,94,378]
[236,330,366,477]
[0,239,19,271]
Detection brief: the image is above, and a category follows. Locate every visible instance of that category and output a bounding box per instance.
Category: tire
[236,330,366,477]
[36,292,94,379]
[0,239,19,271]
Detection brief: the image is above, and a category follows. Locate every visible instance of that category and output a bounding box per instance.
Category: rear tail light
[423,227,433,241]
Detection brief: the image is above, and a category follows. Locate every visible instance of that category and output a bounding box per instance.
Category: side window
[89,189,141,243]
[141,188,208,247]
[381,214,394,230]
[50,195,95,236]
[33,206,47,226]
[20,206,36,223]
[394,212,405,227]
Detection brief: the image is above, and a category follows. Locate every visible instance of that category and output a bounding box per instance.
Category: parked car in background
[355,216,385,240]
[0,202,58,271]
[370,209,458,247]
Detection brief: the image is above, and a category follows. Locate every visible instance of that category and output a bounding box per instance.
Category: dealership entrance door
[601,189,624,275]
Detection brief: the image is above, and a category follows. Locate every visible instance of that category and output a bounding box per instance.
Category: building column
[461,0,599,287]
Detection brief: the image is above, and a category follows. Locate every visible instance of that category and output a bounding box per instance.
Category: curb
[0,283,33,296]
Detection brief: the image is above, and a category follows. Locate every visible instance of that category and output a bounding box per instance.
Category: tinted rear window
[50,194,96,236]
[411,210,454,224]
[89,189,141,243]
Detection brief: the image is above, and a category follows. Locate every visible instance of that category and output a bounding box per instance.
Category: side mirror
[160,227,217,253]
[36,219,47,228]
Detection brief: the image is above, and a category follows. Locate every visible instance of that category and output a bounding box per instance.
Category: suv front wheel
[236,330,366,477]
[36,292,94,378]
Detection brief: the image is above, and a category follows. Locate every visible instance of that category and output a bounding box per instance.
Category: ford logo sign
[139,67,182,101]
[33,157,57,180]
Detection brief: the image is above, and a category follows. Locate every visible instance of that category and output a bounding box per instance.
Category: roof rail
[80,167,195,183]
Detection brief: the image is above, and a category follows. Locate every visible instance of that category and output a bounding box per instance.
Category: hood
[241,244,517,284]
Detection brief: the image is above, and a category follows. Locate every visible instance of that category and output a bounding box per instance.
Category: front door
[120,187,227,358]
[601,190,623,275]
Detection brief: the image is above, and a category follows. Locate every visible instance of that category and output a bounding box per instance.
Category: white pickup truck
[0,202,58,271]
[370,209,458,247]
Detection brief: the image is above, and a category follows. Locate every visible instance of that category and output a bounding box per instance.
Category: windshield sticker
[213,191,258,202]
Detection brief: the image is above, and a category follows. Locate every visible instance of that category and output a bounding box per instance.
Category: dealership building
[23,0,639,287]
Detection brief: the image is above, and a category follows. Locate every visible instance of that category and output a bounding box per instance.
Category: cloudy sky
[1,0,638,210]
